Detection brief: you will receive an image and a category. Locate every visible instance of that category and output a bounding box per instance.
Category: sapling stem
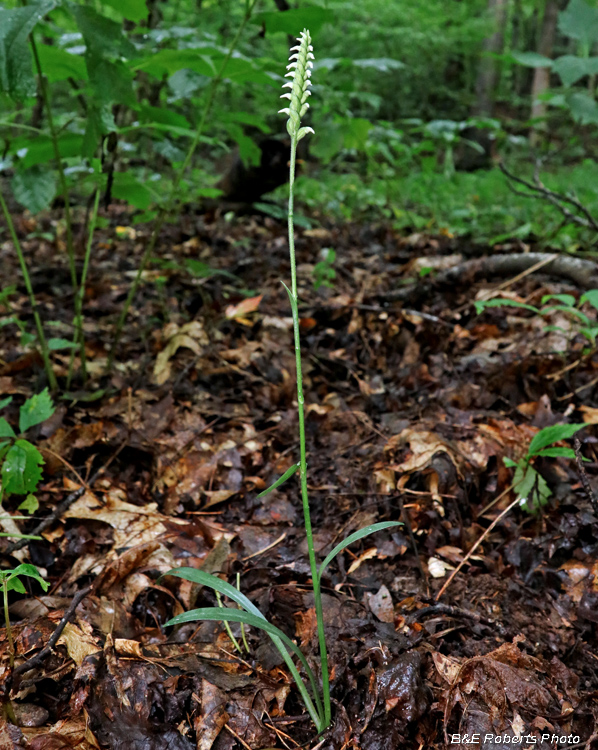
[0,191,57,391]
[2,581,14,668]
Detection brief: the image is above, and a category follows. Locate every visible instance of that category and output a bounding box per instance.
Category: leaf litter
[1,211,598,748]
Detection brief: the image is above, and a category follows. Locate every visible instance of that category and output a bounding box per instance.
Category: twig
[573,438,598,516]
[12,586,92,678]
[409,602,506,636]
[436,496,521,600]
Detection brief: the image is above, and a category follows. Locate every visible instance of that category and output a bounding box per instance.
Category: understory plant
[1,564,49,668]
[163,30,400,734]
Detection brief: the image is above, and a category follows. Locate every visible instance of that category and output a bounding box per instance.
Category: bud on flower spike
[279,29,315,142]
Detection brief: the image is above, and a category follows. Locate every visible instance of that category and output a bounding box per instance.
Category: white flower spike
[279,29,315,142]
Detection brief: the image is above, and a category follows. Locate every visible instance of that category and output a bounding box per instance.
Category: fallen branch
[376,253,598,305]
[574,438,598,516]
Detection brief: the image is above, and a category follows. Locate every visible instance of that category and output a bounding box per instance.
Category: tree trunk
[473,0,509,116]
[529,0,559,145]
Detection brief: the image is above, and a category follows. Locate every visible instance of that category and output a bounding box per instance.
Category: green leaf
[503,457,518,468]
[48,338,78,351]
[13,133,85,168]
[111,172,156,210]
[11,166,56,215]
[257,463,299,498]
[7,563,50,592]
[540,294,576,307]
[318,522,402,580]
[37,44,87,82]
[514,464,551,514]
[133,49,217,78]
[566,91,598,125]
[580,289,598,310]
[0,418,16,439]
[19,388,54,433]
[534,447,577,459]
[553,55,598,87]
[162,568,324,727]
[254,7,334,34]
[0,1,57,100]
[101,0,148,22]
[474,298,539,315]
[511,51,553,68]
[18,493,39,514]
[71,5,136,59]
[1,439,44,496]
[86,55,135,107]
[559,0,598,48]
[0,397,12,411]
[527,424,585,457]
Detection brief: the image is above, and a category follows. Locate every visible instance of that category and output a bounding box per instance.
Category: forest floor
[1,207,598,750]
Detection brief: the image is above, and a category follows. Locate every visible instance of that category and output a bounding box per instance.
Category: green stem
[287,136,331,730]
[3,582,14,669]
[67,188,100,388]
[0,190,57,391]
[106,0,259,372]
[30,36,83,371]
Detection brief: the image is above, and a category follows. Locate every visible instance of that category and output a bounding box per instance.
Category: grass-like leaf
[318,521,402,580]
[257,463,299,497]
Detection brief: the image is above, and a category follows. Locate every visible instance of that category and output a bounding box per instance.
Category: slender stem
[3,583,14,668]
[106,0,259,372]
[287,136,331,729]
[67,188,100,388]
[0,190,57,390]
[30,36,83,366]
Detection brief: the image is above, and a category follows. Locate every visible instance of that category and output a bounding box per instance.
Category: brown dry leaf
[114,639,143,658]
[225,294,263,321]
[432,651,461,685]
[560,559,598,602]
[194,680,229,750]
[386,428,462,477]
[56,623,101,666]
[153,321,209,385]
[366,585,394,623]
[347,547,378,574]
[579,404,598,424]
[294,607,318,649]
[203,489,237,508]
[21,717,101,750]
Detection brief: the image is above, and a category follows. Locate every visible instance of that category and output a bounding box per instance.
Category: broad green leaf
[514,464,551,514]
[559,0,598,48]
[0,1,56,99]
[552,55,598,87]
[71,5,136,59]
[37,44,87,82]
[319,522,402,580]
[0,418,16,439]
[254,7,334,35]
[86,55,135,107]
[101,0,148,22]
[474,298,539,315]
[534,447,576,459]
[511,51,553,68]
[541,306,590,324]
[0,441,10,462]
[7,563,49,592]
[527,424,585,457]
[257,464,299,498]
[111,172,156,210]
[6,577,27,594]
[18,493,39,514]
[11,166,56,215]
[48,338,78,351]
[19,388,54,433]
[566,91,598,125]
[1,439,44,496]
[133,49,217,78]
[140,105,191,131]
[353,58,405,72]
[580,290,598,310]
[166,606,323,728]
[503,457,518,468]
[0,397,12,411]
[13,133,85,168]
[343,117,373,151]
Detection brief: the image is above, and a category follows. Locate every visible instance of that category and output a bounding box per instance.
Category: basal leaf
[474,298,539,315]
[580,289,598,310]
[534,447,576,459]
[257,463,299,498]
[19,387,54,433]
[319,522,402,580]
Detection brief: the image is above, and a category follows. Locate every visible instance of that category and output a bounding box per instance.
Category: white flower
[279,29,315,141]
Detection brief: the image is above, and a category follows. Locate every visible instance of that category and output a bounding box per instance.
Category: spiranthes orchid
[161,30,401,736]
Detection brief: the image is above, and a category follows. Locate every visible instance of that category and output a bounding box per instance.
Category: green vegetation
[1,564,49,667]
